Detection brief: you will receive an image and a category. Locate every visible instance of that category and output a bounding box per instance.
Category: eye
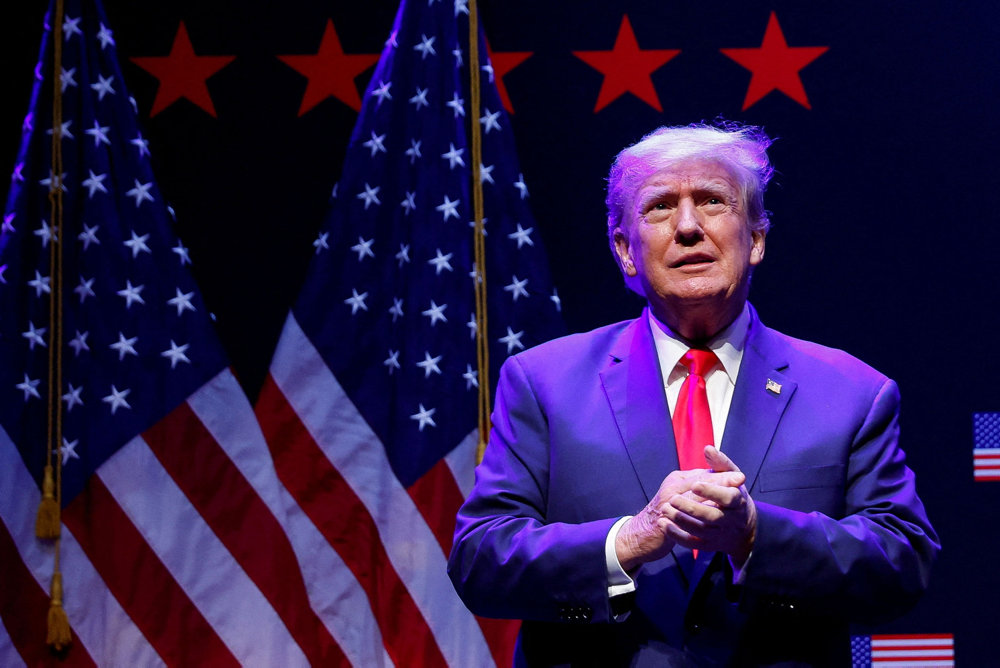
[707,197,722,205]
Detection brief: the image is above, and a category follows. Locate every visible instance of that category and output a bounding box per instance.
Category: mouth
[670,253,715,269]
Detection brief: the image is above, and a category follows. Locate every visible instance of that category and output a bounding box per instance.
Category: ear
[749,229,766,266]
[613,227,637,276]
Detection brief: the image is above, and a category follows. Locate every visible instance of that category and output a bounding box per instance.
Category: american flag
[973,412,1000,481]
[253,0,564,665]
[851,634,955,667]
[1,0,340,664]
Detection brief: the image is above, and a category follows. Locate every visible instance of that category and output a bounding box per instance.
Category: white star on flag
[441,143,465,169]
[406,139,422,164]
[125,179,154,206]
[161,340,191,369]
[480,108,501,134]
[508,223,535,248]
[81,169,108,197]
[435,195,460,221]
[389,297,404,321]
[90,73,116,100]
[504,275,530,301]
[109,332,139,360]
[78,223,100,249]
[414,34,437,59]
[409,403,437,431]
[62,383,85,412]
[123,231,151,257]
[401,191,417,215]
[22,322,47,350]
[395,244,411,267]
[167,288,196,316]
[102,384,132,414]
[499,326,526,353]
[17,374,41,401]
[422,300,448,326]
[462,364,478,389]
[68,330,90,356]
[74,276,95,302]
[344,288,369,314]
[372,80,393,105]
[417,351,443,377]
[384,349,401,374]
[363,131,388,156]
[446,92,465,117]
[409,87,430,109]
[357,183,382,209]
[428,248,454,274]
[85,119,111,146]
[116,279,146,308]
[59,438,81,465]
[28,270,51,296]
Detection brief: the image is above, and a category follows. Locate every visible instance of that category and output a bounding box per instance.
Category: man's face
[613,159,765,327]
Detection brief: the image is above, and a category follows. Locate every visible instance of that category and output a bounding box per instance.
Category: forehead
[636,158,740,195]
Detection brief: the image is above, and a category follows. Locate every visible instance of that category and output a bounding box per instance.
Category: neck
[651,298,746,344]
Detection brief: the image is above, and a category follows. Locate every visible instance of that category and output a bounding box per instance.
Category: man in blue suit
[448,124,939,666]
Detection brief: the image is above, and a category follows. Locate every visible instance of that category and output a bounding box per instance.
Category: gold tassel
[46,571,72,651]
[35,465,61,539]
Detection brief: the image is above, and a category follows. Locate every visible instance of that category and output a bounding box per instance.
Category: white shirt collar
[647,303,751,387]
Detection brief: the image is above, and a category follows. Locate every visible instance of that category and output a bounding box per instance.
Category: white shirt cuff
[605,516,636,598]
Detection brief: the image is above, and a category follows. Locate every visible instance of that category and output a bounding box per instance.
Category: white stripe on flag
[188,371,392,668]
[98,434,308,666]
[871,637,953,648]
[445,429,480,500]
[0,425,161,666]
[271,314,495,668]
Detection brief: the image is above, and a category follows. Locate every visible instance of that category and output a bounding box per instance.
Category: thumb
[705,446,742,473]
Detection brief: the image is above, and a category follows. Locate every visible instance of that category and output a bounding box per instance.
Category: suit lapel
[691,309,797,591]
[599,310,678,503]
[719,309,796,493]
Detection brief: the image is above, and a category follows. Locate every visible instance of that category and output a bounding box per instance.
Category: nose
[673,198,704,242]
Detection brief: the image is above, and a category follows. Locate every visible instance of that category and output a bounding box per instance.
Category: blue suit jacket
[448,307,939,667]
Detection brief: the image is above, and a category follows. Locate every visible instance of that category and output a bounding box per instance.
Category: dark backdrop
[4,1,998,663]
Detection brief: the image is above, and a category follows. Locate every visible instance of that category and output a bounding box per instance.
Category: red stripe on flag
[62,476,239,667]
[256,375,448,667]
[142,401,349,666]
[0,519,95,667]
[408,457,521,668]
[407,457,464,555]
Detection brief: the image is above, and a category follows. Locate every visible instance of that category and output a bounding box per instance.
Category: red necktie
[673,348,719,470]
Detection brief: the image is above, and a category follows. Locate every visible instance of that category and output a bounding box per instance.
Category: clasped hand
[615,446,757,571]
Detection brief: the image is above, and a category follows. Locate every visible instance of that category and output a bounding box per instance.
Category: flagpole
[468,0,491,464]
[38,0,72,651]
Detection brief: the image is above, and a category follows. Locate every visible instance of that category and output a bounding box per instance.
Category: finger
[701,470,745,489]
[705,446,742,474]
[664,522,702,547]
[691,482,743,508]
[666,495,724,527]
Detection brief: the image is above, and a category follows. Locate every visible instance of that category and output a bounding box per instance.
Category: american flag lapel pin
[765,379,782,395]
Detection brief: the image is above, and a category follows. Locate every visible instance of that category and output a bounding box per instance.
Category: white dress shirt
[605,305,752,600]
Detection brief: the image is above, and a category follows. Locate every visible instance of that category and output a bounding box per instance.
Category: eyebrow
[635,179,737,211]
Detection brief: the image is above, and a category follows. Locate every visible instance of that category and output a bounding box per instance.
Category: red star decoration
[721,12,829,110]
[278,20,380,115]
[131,22,236,118]
[572,15,680,113]
[486,41,532,114]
